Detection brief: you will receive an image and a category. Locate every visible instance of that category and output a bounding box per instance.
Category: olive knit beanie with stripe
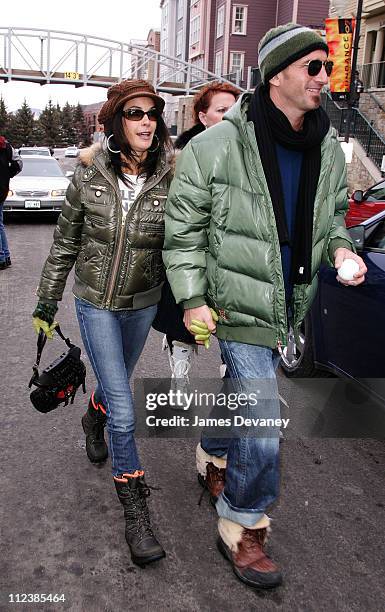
[258,23,329,84]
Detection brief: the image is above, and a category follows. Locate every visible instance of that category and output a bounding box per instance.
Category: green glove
[32,317,58,340]
[32,301,59,339]
[189,308,219,349]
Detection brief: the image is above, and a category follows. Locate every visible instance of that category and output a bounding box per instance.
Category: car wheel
[280,315,329,378]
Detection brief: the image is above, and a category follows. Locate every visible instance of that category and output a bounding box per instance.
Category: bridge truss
[0,27,247,94]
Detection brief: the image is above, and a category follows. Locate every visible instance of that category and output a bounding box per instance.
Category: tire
[280,315,327,378]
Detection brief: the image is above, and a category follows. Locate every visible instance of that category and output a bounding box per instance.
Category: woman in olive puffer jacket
[32,80,172,567]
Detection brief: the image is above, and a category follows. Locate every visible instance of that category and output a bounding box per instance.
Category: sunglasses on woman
[121,107,160,122]
[304,60,334,77]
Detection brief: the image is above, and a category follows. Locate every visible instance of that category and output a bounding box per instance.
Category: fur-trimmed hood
[79,142,104,167]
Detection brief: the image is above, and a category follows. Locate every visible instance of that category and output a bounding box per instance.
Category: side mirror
[353,190,364,203]
[348,224,364,253]
[65,170,74,178]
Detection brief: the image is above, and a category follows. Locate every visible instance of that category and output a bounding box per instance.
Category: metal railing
[322,92,385,170]
[0,26,246,95]
[359,61,385,90]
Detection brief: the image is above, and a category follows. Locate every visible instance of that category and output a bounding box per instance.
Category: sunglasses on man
[304,59,334,77]
[122,107,160,122]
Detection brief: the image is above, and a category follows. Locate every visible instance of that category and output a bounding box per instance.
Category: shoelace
[124,486,154,540]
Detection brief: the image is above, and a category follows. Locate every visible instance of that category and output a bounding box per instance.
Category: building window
[230,51,245,78]
[176,30,183,57]
[215,51,223,76]
[177,0,184,20]
[162,1,168,28]
[161,36,168,56]
[232,5,247,35]
[217,5,225,38]
[190,15,200,46]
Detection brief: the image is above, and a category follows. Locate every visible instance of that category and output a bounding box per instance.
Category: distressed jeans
[202,340,281,528]
[75,298,157,477]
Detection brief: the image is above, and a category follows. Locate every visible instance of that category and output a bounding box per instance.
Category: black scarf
[248,84,330,285]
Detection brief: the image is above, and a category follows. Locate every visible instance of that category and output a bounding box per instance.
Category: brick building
[81,102,104,143]
[162,0,329,131]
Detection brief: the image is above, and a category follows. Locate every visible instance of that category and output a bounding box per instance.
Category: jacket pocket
[75,237,109,293]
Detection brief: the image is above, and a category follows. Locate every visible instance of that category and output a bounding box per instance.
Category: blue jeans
[75,298,157,477]
[202,340,281,527]
[0,202,10,261]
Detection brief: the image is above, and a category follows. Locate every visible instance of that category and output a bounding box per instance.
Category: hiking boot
[81,392,108,463]
[114,471,165,566]
[217,516,282,589]
[196,443,226,505]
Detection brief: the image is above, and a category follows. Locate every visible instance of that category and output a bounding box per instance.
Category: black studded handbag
[29,325,86,413]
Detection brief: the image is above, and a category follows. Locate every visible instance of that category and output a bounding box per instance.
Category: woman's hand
[32,318,58,340]
[32,301,59,339]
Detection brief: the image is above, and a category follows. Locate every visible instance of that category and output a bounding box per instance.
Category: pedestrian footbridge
[0,27,244,94]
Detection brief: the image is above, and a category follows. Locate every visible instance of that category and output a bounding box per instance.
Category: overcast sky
[1,0,162,111]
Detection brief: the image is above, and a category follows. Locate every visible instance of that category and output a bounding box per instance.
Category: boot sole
[197,474,218,507]
[131,549,166,567]
[81,416,108,464]
[217,537,282,589]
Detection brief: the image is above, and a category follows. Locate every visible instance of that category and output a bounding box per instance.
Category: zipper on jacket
[104,214,126,308]
[102,166,171,309]
[91,151,170,309]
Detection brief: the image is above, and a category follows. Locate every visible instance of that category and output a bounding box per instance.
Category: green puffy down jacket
[163,94,353,348]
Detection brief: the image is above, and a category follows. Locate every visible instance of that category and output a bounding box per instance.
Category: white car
[4,156,70,213]
[64,146,79,157]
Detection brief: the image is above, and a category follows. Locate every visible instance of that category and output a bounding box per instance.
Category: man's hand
[334,247,367,286]
[184,305,217,346]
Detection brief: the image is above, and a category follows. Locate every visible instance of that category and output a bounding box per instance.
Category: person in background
[0,136,22,270]
[351,70,364,108]
[164,24,366,589]
[32,80,172,567]
[152,81,240,382]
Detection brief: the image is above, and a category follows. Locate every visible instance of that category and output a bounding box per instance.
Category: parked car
[280,210,385,389]
[346,179,385,227]
[64,146,79,157]
[4,155,70,213]
[19,146,52,157]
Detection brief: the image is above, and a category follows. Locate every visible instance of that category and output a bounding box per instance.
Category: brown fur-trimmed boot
[217,516,282,589]
[81,391,108,463]
[196,443,226,505]
[114,471,165,567]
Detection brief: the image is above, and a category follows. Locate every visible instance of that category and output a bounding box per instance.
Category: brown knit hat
[98,79,165,125]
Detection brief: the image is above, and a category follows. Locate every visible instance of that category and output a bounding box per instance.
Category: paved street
[0,190,384,612]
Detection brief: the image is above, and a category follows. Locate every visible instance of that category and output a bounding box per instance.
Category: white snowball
[338,258,359,281]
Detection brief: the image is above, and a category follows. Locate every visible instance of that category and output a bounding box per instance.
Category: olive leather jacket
[37,143,172,310]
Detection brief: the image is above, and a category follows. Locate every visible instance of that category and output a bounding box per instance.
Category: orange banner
[325,18,355,94]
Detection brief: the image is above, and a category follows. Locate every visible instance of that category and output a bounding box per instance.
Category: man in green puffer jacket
[163,23,367,589]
